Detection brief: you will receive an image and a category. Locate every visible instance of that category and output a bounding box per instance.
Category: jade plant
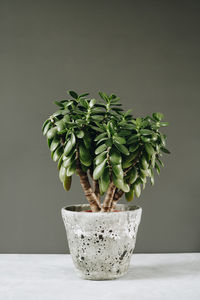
[42,91,170,212]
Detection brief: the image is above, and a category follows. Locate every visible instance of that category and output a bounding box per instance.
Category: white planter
[62,204,142,280]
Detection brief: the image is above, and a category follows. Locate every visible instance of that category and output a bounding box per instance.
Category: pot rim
[61,203,142,215]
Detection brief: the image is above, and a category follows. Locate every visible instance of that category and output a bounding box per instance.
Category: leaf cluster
[42,90,170,201]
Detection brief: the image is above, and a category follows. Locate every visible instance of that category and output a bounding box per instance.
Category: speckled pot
[61,204,142,280]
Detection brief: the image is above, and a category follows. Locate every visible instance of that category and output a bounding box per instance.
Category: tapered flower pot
[61,204,142,280]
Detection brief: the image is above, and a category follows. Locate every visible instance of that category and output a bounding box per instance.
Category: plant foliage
[42,91,170,211]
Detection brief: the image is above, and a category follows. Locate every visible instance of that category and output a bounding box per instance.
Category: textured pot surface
[61,204,142,280]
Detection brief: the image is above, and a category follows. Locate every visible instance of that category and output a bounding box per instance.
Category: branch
[76,150,101,212]
[101,182,116,212]
[111,189,124,211]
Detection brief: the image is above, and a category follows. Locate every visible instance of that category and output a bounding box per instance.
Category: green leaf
[112,164,123,179]
[125,187,134,202]
[152,112,164,121]
[66,160,76,176]
[127,135,139,144]
[113,135,126,145]
[133,180,141,198]
[140,129,154,135]
[129,144,139,152]
[63,176,72,191]
[113,142,129,156]
[95,151,107,165]
[122,150,139,168]
[110,148,122,165]
[89,99,96,108]
[155,162,160,174]
[79,142,92,167]
[160,122,169,127]
[83,133,92,149]
[57,155,63,170]
[144,143,155,157]
[93,159,107,180]
[140,154,149,170]
[76,130,84,138]
[64,133,76,156]
[128,166,137,184]
[94,132,107,141]
[113,175,130,192]
[43,121,51,136]
[47,127,57,139]
[63,153,76,168]
[157,156,164,167]
[54,101,64,107]
[95,144,107,155]
[161,147,171,154]
[150,169,155,185]
[68,90,78,99]
[53,146,63,162]
[100,168,110,193]
[141,136,151,143]
[56,120,65,132]
[79,93,89,98]
[50,136,60,152]
[59,165,66,182]
[42,119,50,132]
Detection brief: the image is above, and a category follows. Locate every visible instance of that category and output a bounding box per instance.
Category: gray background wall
[0,0,200,253]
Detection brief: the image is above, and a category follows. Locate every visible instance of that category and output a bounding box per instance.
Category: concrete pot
[61,204,142,280]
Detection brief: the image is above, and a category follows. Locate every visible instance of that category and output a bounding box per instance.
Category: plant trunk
[101,182,116,212]
[111,190,124,211]
[76,150,100,212]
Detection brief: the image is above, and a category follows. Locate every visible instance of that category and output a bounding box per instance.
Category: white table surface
[0,253,199,300]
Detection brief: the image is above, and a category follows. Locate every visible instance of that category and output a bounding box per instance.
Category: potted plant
[42,90,170,280]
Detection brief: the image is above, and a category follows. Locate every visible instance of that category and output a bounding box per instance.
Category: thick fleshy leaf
[152,112,164,121]
[110,148,122,165]
[122,150,139,168]
[128,166,138,184]
[140,154,149,170]
[95,144,107,155]
[47,127,57,139]
[113,142,129,156]
[127,135,139,144]
[155,162,160,174]
[59,165,66,182]
[125,187,134,202]
[100,168,110,193]
[64,133,76,156]
[129,144,139,152]
[79,142,92,167]
[53,146,63,162]
[76,130,84,138]
[112,164,123,179]
[95,151,107,165]
[140,129,154,135]
[56,120,65,132]
[133,180,141,198]
[63,176,72,191]
[144,143,155,157]
[94,132,107,141]
[68,90,78,99]
[113,135,126,145]
[161,147,171,154]
[66,160,76,176]
[50,137,60,152]
[93,159,107,180]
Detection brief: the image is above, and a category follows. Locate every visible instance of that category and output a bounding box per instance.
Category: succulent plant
[42,91,170,212]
